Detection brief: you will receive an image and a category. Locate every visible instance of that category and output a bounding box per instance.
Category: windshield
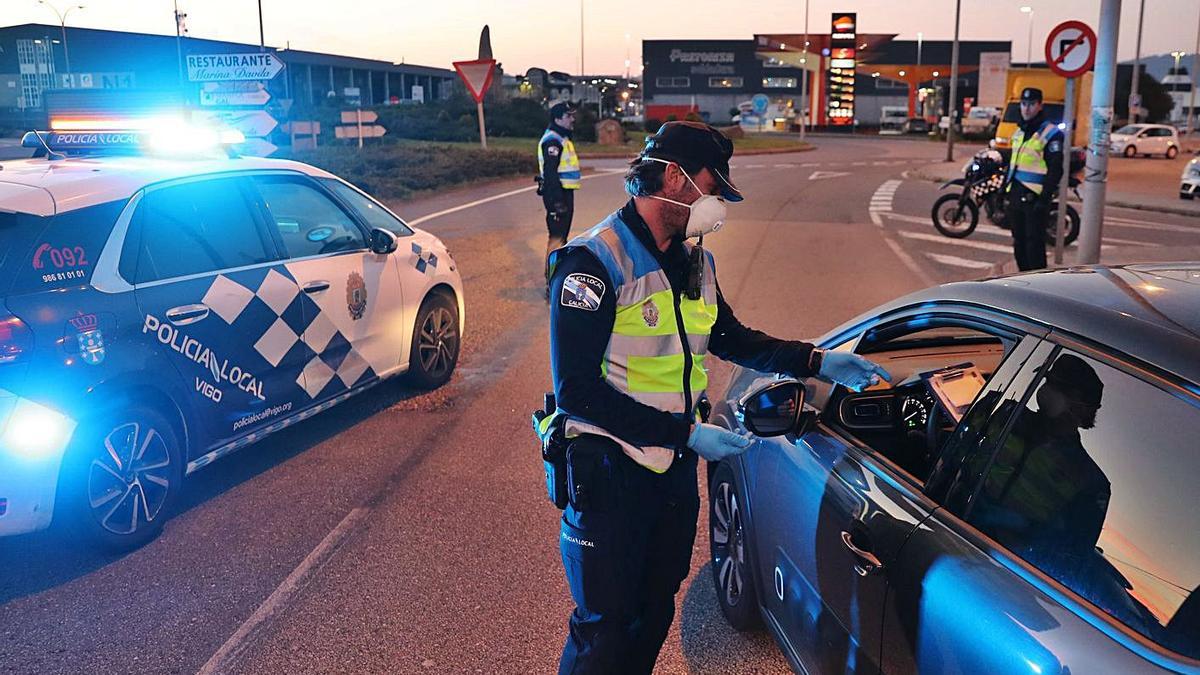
[1114,124,1145,135]
[968,109,992,118]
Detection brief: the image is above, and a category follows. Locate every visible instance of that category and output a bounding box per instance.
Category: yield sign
[808,170,851,181]
[1045,21,1097,79]
[453,59,496,104]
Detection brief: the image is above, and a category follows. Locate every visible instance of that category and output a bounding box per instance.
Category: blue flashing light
[3,398,76,460]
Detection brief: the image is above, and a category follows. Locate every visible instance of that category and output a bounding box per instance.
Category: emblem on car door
[346,271,367,320]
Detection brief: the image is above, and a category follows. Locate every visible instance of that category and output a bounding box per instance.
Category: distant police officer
[1005,87,1064,271]
[539,101,582,276]
[544,121,891,673]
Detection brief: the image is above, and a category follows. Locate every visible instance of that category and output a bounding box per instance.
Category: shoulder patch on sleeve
[546,145,560,156]
[560,273,606,311]
[1047,139,1063,153]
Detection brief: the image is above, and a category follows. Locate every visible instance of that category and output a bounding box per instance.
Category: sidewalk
[910,160,1200,218]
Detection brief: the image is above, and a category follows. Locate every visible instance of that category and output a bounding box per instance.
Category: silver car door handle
[841,530,884,577]
[165,304,210,326]
[302,281,331,294]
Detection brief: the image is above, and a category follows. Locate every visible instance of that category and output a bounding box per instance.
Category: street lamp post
[1020,6,1034,68]
[1172,50,1186,124]
[38,1,84,81]
[1190,7,1200,136]
[1131,0,1146,123]
[946,0,961,162]
[801,0,809,138]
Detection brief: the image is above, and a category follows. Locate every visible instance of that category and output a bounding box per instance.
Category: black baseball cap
[638,121,743,202]
[1020,87,1044,102]
[549,101,577,120]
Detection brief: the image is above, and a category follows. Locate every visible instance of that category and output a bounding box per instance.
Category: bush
[644,118,663,134]
[684,112,703,122]
[664,114,678,122]
[282,143,537,200]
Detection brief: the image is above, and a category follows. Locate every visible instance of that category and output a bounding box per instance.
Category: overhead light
[933,70,940,77]
[1020,5,1032,12]
[899,70,906,77]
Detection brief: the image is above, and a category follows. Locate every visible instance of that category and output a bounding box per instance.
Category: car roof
[0,155,337,216]
[869,264,1200,386]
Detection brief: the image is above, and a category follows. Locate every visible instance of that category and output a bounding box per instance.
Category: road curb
[908,167,1200,218]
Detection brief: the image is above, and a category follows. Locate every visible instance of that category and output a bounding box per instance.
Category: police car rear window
[126,178,275,284]
[3,200,127,296]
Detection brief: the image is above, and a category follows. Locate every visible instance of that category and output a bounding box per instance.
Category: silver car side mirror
[736,379,805,437]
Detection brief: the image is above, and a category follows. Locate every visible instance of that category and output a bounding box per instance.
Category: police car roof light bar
[21,120,246,159]
[21,131,67,161]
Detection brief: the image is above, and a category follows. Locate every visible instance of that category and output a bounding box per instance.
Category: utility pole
[800,0,809,139]
[1078,0,1122,265]
[257,0,265,52]
[1190,7,1200,136]
[946,0,961,162]
[174,0,184,85]
[1130,0,1145,123]
[579,0,585,77]
[1020,6,1034,68]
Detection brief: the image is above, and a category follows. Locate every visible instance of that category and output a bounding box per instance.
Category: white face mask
[643,158,728,239]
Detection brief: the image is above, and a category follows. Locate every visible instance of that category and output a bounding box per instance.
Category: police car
[0,124,463,548]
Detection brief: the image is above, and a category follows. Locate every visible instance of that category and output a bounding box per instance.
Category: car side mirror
[369,227,398,255]
[737,380,805,437]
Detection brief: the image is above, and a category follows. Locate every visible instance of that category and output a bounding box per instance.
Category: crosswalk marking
[897,229,1013,252]
[1104,218,1199,234]
[927,253,996,269]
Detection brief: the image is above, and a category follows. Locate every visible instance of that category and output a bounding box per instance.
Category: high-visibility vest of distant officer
[1007,102,1062,194]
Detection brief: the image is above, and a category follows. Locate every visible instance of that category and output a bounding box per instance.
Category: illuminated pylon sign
[828,12,857,126]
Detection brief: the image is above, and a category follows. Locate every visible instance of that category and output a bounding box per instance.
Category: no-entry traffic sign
[1045,21,1097,79]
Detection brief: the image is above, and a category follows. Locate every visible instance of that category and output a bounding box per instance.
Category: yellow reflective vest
[1006,120,1062,195]
[538,129,581,190]
[555,211,717,472]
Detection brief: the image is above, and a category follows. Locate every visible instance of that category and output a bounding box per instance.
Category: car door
[747,310,1041,674]
[247,174,404,402]
[126,175,311,455]
[882,342,1200,673]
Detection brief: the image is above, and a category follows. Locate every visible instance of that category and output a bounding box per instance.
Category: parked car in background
[707,265,1200,674]
[1181,153,1200,199]
[904,117,929,134]
[879,106,908,135]
[1110,124,1181,159]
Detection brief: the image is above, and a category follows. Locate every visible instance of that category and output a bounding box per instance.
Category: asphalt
[1,135,1192,674]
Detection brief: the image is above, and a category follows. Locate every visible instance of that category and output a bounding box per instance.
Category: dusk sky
[4,0,1198,74]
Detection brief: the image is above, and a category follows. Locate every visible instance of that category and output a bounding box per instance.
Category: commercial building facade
[643,28,1011,129]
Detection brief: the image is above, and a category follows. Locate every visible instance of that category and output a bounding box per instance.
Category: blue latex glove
[688,423,754,462]
[819,351,893,392]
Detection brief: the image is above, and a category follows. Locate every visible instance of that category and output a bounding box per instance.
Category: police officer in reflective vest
[539,101,582,275]
[1005,87,1064,271]
[545,121,892,673]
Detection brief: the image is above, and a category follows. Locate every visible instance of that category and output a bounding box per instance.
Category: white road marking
[774,163,796,168]
[869,211,883,226]
[197,507,372,675]
[882,212,930,225]
[883,236,937,287]
[927,253,996,269]
[407,169,622,226]
[809,170,852,180]
[869,181,904,219]
[1104,218,1199,234]
[897,229,1013,252]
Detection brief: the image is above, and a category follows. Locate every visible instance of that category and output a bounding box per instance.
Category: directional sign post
[337,109,386,148]
[453,59,496,149]
[200,81,272,107]
[186,53,284,82]
[1045,20,1097,265]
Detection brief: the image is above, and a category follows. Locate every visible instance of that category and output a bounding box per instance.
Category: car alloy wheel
[709,461,760,630]
[407,293,460,389]
[712,481,746,606]
[87,421,174,536]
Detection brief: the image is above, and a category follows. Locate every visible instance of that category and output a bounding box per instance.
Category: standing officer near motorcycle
[1005,87,1064,271]
[538,121,891,673]
[539,101,582,282]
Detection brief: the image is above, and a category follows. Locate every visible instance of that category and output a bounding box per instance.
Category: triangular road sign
[453,59,496,104]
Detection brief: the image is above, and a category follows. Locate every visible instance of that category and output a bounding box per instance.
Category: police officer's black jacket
[549,200,819,451]
[540,122,572,203]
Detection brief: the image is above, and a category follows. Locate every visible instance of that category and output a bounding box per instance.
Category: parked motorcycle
[931,147,1083,246]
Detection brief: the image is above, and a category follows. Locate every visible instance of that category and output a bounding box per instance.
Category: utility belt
[532,393,710,511]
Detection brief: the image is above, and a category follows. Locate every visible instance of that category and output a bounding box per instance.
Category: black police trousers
[557,435,699,675]
[1007,190,1049,271]
[545,190,575,245]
